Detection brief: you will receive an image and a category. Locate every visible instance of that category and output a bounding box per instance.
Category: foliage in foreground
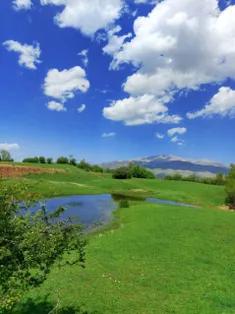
[225,164,235,209]
[0,180,86,313]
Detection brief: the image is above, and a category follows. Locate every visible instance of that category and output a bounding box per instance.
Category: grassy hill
[3,162,235,314]
[4,162,226,208]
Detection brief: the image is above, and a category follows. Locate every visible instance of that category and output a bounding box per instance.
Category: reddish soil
[0,164,64,178]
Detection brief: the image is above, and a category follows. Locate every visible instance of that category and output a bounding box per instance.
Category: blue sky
[0,0,235,164]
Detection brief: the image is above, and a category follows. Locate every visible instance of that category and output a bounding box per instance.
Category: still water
[29,194,199,226]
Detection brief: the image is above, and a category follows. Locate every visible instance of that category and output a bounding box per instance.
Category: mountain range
[100,155,230,178]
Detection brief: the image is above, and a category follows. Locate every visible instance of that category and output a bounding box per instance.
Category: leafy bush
[56,156,69,164]
[69,158,77,166]
[112,167,132,179]
[22,157,39,163]
[0,180,85,312]
[131,165,155,179]
[39,156,46,164]
[225,164,235,209]
[92,165,104,173]
[164,172,225,186]
[77,159,93,172]
[119,200,130,208]
[46,157,53,164]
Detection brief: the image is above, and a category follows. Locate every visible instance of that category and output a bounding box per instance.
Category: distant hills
[100,155,230,178]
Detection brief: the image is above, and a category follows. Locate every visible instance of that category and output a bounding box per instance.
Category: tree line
[164,172,225,186]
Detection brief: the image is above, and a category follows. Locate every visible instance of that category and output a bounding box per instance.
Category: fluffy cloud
[103,94,182,126]
[167,127,187,137]
[46,101,67,112]
[43,66,90,102]
[104,0,235,124]
[102,132,116,137]
[103,27,132,57]
[41,0,66,4]
[13,0,32,10]
[0,143,19,150]
[112,0,235,92]
[77,104,86,113]
[171,136,184,145]
[42,0,123,36]
[3,40,41,70]
[187,87,235,119]
[78,49,89,67]
[155,133,164,139]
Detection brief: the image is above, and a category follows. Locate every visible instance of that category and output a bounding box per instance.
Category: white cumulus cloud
[155,133,164,139]
[13,0,32,10]
[103,0,235,125]
[103,94,182,126]
[42,0,123,36]
[77,104,86,113]
[103,26,132,57]
[187,87,235,119]
[78,49,89,67]
[0,143,20,150]
[41,0,67,5]
[112,0,235,94]
[102,132,116,137]
[3,40,41,70]
[43,66,90,102]
[46,101,67,112]
[167,127,187,137]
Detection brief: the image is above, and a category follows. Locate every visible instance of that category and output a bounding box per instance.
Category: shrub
[69,158,77,166]
[46,158,53,164]
[22,157,39,163]
[225,164,235,209]
[56,156,69,164]
[77,159,93,172]
[112,167,131,179]
[119,200,130,208]
[92,165,104,173]
[0,180,85,312]
[39,156,46,164]
[131,165,155,179]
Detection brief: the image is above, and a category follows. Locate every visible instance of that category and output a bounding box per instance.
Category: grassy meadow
[3,162,235,314]
[7,162,225,208]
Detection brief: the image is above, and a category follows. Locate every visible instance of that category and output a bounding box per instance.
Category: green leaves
[225,164,235,209]
[0,179,86,312]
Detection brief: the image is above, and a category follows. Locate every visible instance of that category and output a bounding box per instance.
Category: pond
[29,194,200,226]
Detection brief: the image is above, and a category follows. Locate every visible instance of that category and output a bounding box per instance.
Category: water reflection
[29,194,200,227]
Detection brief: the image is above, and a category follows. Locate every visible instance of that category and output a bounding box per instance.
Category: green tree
[22,157,39,163]
[46,157,53,164]
[92,165,104,173]
[56,157,69,164]
[112,167,132,179]
[225,164,235,209]
[0,180,85,312]
[214,172,225,185]
[0,150,12,162]
[68,155,76,166]
[39,156,46,164]
[131,165,155,179]
[77,159,92,171]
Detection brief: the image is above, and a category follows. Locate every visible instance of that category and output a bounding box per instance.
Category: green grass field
[4,163,234,314]
[13,203,235,314]
[6,162,225,208]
